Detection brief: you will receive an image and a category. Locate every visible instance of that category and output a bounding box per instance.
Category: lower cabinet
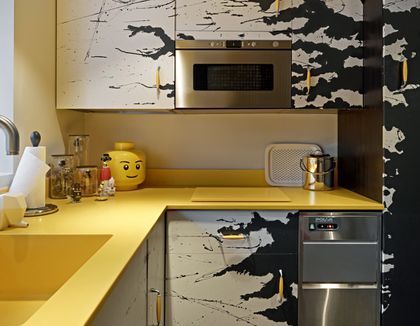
[89,210,298,326]
[166,210,298,326]
[90,215,165,326]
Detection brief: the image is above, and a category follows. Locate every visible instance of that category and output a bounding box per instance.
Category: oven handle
[302,283,378,290]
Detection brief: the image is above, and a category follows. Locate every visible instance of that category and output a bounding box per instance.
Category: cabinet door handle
[278,269,284,302]
[151,288,161,325]
[220,233,248,240]
[306,67,311,95]
[275,0,280,16]
[156,66,161,95]
[402,59,408,87]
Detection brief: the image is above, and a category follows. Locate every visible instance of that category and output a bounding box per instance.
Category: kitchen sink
[0,234,111,325]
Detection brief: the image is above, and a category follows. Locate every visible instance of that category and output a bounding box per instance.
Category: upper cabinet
[57,0,175,110]
[176,0,292,40]
[57,0,364,110]
[291,0,363,108]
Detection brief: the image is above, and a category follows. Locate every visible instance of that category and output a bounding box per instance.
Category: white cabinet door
[57,0,174,110]
[176,0,292,40]
[147,216,165,326]
[90,244,148,326]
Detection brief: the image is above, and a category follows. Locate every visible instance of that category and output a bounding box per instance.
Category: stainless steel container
[300,154,335,191]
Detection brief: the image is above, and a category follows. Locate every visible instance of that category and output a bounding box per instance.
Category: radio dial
[251,41,257,47]
[273,41,279,48]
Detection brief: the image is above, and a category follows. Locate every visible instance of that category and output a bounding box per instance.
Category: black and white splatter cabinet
[166,210,298,326]
[57,0,175,109]
[56,0,363,110]
[382,1,420,325]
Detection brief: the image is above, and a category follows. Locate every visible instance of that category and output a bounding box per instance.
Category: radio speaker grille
[265,144,322,186]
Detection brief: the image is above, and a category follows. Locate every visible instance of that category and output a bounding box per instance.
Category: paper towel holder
[25,203,58,217]
[23,131,58,217]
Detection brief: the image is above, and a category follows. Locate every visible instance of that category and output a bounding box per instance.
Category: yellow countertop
[0,187,383,325]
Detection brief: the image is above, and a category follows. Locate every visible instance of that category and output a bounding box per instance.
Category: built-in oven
[175,40,291,109]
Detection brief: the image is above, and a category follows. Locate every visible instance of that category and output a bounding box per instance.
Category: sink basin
[0,234,111,325]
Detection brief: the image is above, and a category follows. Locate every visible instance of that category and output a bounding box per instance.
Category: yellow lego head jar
[106,142,146,191]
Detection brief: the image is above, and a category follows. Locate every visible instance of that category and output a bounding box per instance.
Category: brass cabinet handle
[276,0,280,16]
[402,59,408,87]
[150,288,161,326]
[220,233,248,240]
[306,67,311,95]
[278,269,284,302]
[156,66,161,95]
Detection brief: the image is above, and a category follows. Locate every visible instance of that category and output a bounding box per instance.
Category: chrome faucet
[0,115,19,155]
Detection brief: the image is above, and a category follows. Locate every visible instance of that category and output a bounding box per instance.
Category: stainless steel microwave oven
[175,40,291,109]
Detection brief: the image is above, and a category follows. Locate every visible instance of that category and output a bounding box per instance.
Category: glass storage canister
[75,165,98,196]
[49,154,75,199]
[68,134,90,166]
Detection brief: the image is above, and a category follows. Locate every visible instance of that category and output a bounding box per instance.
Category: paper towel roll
[9,147,50,208]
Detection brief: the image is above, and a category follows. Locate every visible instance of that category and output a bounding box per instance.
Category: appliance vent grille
[265,144,322,186]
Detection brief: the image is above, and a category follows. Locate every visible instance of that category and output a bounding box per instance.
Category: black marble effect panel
[291,0,363,108]
[382,1,420,324]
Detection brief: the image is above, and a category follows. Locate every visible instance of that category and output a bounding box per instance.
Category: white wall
[85,113,337,169]
[14,0,84,163]
[0,0,14,175]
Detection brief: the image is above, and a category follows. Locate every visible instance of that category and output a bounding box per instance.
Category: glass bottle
[49,154,75,199]
[68,134,90,166]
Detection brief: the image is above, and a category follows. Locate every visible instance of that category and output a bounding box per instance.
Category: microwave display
[193,64,274,91]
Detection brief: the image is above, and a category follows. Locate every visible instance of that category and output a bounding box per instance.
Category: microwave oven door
[175,50,291,109]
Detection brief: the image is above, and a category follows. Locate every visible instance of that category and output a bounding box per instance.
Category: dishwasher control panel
[308,217,339,231]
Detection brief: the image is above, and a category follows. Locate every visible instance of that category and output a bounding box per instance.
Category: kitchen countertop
[1,187,383,325]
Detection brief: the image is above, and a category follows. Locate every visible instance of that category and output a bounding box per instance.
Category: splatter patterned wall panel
[57,0,175,109]
[166,210,298,326]
[292,0,363,108]
[176,0,292,40]
[382,1,420,323]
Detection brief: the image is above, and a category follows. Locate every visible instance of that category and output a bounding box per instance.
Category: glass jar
[49,154,75,199]
[68,134,90,166]
[75,165,98,196]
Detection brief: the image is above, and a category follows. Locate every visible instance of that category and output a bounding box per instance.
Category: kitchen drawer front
[166,253,298,326]
[302,242,379,283]
[299,287,379,326]
[167,210,298,254]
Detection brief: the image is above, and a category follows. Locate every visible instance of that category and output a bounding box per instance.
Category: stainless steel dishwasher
[299,212,381,326]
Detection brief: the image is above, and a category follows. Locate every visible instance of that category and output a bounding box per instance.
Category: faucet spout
[0,115,20,155]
